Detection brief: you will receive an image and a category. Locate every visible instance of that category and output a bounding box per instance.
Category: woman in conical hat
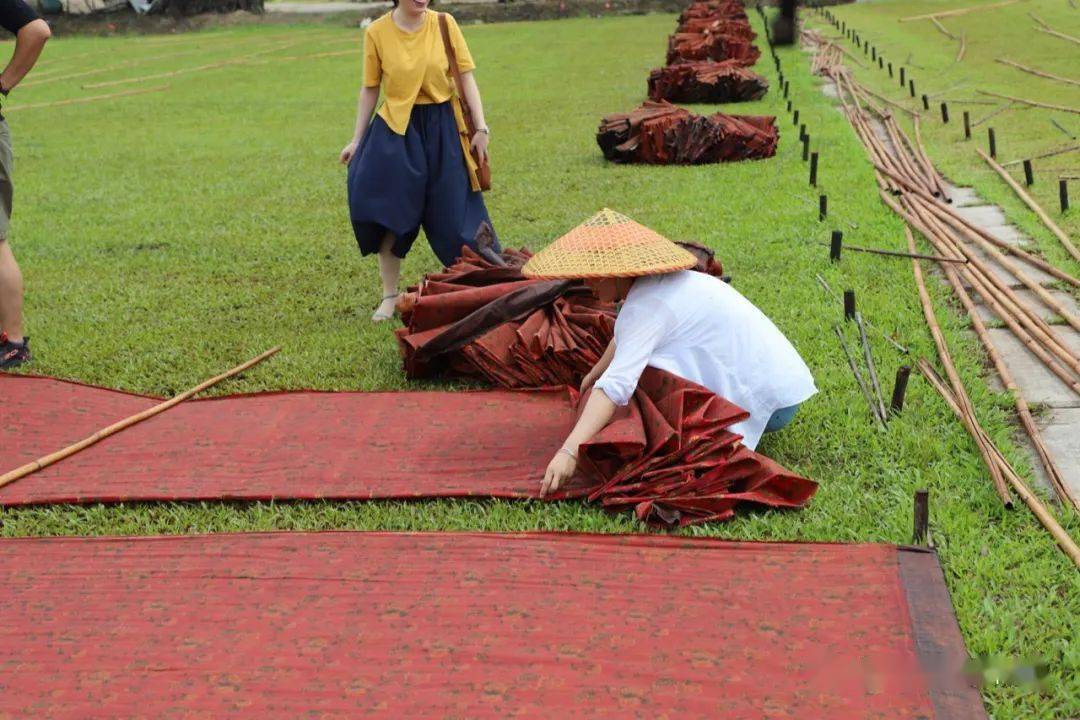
[525,209,817,497]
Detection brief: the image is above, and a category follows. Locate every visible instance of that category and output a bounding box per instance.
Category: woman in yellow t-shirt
[341,0,499,323]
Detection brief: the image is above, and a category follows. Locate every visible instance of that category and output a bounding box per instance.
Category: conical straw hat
[522,208,697,279]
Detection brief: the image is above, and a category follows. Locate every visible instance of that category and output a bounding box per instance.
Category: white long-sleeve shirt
[593,270,817,450]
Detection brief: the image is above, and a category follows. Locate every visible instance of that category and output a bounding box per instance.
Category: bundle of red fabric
[395,247,817,526]
[576,368,818,526]
[678,0,748,24]
[648,60,769,103]
[666,31,761,66]
[596,100,778,165]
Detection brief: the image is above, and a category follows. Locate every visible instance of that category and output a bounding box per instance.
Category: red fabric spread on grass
[0,532,943,718]
[0,370,815,525]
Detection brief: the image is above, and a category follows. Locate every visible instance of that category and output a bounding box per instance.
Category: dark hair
[391,0,435,6]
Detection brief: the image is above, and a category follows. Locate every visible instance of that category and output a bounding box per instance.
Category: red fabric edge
[897,547,988,720]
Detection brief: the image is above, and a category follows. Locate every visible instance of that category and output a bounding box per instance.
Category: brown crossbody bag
[438,12,491,192]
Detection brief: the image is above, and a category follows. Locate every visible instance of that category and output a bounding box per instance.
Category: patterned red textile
[0,368,815,525]
[666,30,760,66]
[597,100,778,165]
[648,60,769,103]
[0,532,984,719]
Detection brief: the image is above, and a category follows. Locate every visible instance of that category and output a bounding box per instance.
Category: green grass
[1,12,1078,718]
[817,0,1080,276]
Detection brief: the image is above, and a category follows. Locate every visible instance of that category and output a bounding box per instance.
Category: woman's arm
[540,388,617,497]
[0,19,51,93]
[581,338,616,393]
[459,70,489,164]
[339,86,380,164]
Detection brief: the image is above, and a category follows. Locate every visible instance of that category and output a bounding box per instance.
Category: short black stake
[909,79,915,98]
[878,56,884,70]
[988,127,997,159]
[888,61,893,78]
[810,151,819,185]
[819,194,828,221]
[890,365,911,414]
[912,489,929,545]
[940,102,949,123]
[784,80,790,96]
[844,290,856,321]
[830,230,843,261]
[786,99,792,112]
[799,123,807,141]
[963,111,971,139]
[1023,159,1033,186]
[802,135,810,162]
[793,109,799,127]
[922,94,929,111]
[872,47,877,62]
[899,67,905,86]
[1061,179,1070,212]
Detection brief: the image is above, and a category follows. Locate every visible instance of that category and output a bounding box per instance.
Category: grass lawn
[816,0,1080,277]
[1,10,1077,718]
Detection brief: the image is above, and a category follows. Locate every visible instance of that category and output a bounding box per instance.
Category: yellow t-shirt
[363,10,476,136]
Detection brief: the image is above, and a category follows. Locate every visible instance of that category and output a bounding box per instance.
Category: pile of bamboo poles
[806,32,1080,566]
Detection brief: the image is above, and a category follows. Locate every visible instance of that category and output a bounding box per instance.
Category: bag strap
[438,12,477,139]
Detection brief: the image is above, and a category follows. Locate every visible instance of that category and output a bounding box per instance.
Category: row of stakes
[819,6,1071,212]
[776,5,925,541]
[759,5,914,418]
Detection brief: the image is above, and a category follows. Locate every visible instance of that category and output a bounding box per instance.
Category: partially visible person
[771,0,797,45]
[341,0,498,323]
[524,210,818,497]
[0,0,50,370]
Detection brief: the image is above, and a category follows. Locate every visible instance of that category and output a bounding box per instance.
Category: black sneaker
[0,333,30,369]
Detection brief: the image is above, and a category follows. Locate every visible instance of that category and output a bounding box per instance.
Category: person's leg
[0,240,23,342]
[372,231,402,321]
[347,114,426,322]
[421,103,499,268]
[763,403,800,434]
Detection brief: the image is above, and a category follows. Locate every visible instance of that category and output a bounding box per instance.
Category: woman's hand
[340,139,360,165]
[540,450,577,497]
[471,131,490,165]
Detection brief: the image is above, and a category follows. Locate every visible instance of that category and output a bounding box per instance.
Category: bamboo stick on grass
[977,148,1080,264]
[918,359,1080,568]
[0,347,281,491]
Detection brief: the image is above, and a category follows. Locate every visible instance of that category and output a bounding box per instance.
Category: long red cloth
[0,532,982,719]
[0,371,815,525]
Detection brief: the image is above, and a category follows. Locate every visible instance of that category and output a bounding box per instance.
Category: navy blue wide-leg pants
[347,102,498,267]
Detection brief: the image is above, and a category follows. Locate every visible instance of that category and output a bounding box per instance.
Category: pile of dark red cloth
[596,100,778,165]
[648,60,768,104]
[395,246,817,526]
[666,1,761,66]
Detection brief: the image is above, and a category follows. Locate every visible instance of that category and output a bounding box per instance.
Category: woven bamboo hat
[522,208,697,279]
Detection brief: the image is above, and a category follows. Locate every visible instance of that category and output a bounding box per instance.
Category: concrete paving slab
[973,287,1080,323]
[1036,407,1080,506]
[981,224,1029,247]
[959,245,1058,288]
[985,327,1080,407]
[941,185,982,207]
[953,204,1009,227]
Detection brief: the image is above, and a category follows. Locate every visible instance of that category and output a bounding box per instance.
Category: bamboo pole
[817,274,910,354]
[0,347,281,491]
[931,17,959,39]
[1002,143,1080,166]
[83,41,298,90]
[996,58,1080,87]
[977,89,1080,116]
[1034,26,1080,47]
[933,252,1077,510]
[876,163,1080,288]
[5,85,170,112]
[835,325,887,427]
[856,312,889,421]
[956,32,967,63]
[899,194,1080,382]
[977,148,1080,264]
[825,242,967,263]
[906,227,1013,506]
[918,359,1080,568]
[900,0,1021,22]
